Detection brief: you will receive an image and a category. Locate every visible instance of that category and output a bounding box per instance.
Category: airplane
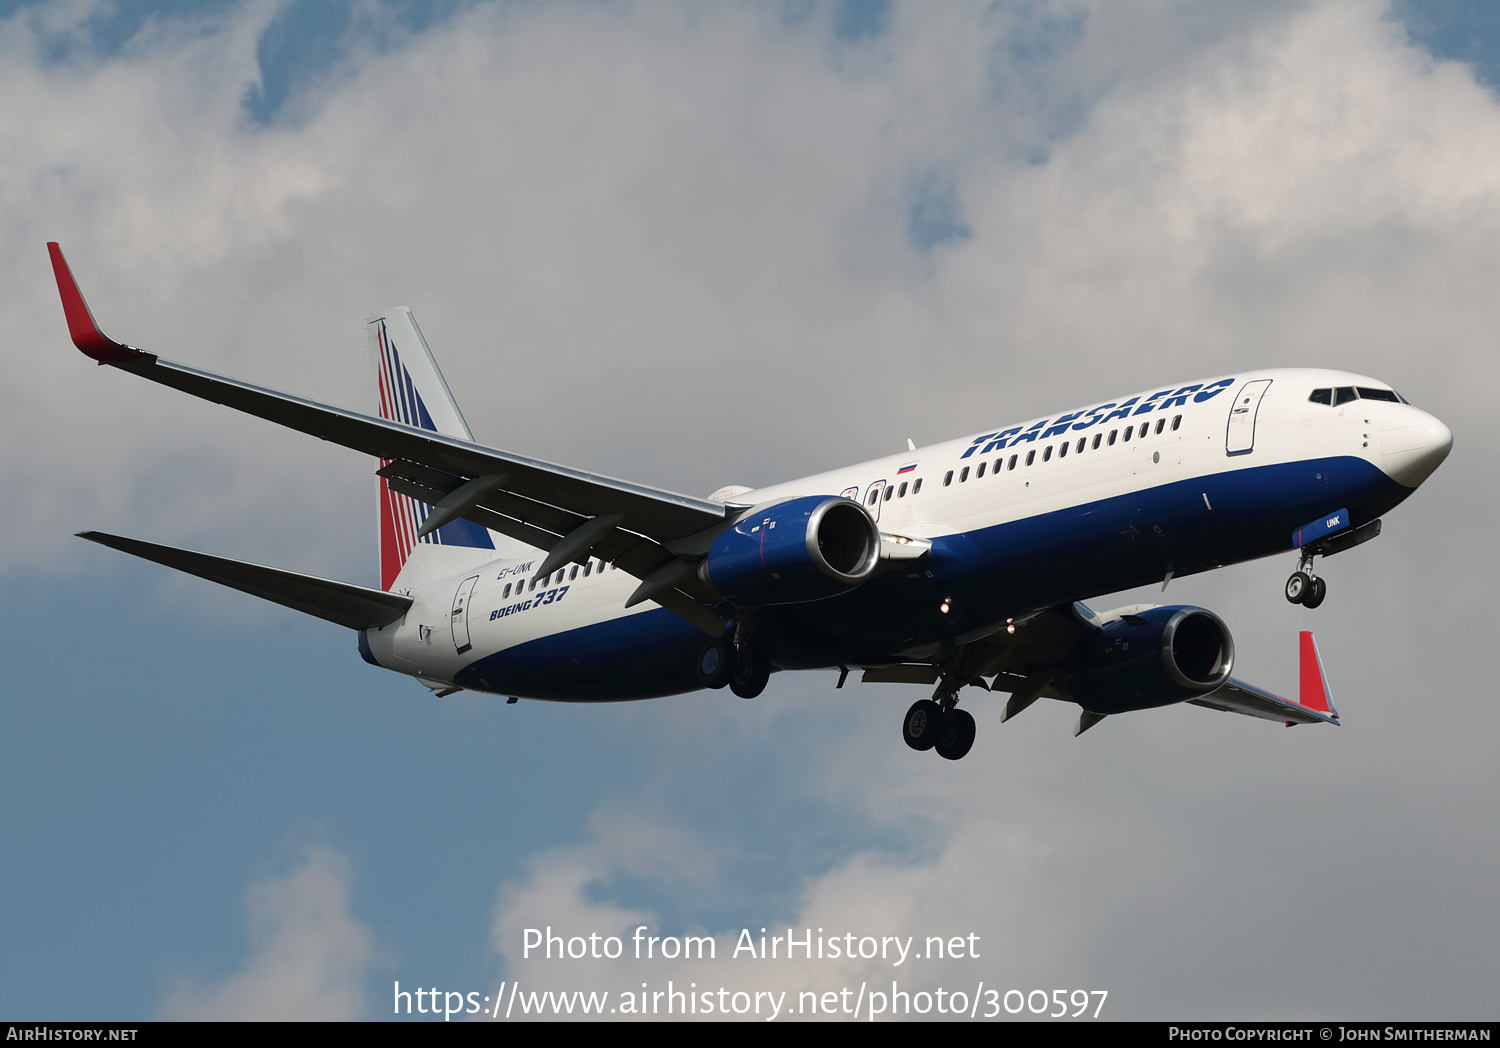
[47,243,1453,759]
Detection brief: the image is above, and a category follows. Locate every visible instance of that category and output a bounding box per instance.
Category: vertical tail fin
[369,308,494,590]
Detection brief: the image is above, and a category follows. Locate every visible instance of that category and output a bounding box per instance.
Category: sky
[1,0,1496,1022]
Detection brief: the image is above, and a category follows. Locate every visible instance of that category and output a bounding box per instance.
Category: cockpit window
[1312,385,1406,406]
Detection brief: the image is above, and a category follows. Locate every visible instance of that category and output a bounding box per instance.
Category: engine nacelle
[1062,605,1234,715]
[703,495,880,605]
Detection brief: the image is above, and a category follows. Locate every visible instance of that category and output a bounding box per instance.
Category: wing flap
[78,531,412,631]
[384,468,725,637]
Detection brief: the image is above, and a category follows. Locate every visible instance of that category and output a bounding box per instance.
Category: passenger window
[1008,454,1017,470]
[570,565,579,580]
[529,578,537,591]
[1092,434,1101,449]
[976,462,987,478]
[1171,415,1181,431]
[1334,386,1357,405]
[1309,388,1332,406]
[1124,425,1134,442]
[960,467,970,482]
[1043,445,1053,462]
[583,562,592,577]
[867,488,879,505]
[503,583,512,598]
[1077,437,1085,453]
[1108,429,1118,446]
[1026,450,1036,466]
[898,482,908,497]
[884,485,895,501]
[913,478,923,494]
[943,471,953,487]
[1155,418,1165,435]
[1058,441,1068,458]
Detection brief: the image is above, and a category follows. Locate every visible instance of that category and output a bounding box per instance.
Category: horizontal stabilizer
[77,531,412,631]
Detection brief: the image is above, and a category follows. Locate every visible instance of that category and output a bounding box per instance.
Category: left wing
[49,243,735,634]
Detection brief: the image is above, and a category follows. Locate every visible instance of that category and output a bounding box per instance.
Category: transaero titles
[958,378,1236,459]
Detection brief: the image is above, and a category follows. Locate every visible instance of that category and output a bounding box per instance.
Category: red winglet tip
[1297,630,1333,715]
[47,243,138,365]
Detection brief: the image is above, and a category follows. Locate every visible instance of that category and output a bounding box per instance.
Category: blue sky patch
[907,169,972,252]
[1389,0,1500,90]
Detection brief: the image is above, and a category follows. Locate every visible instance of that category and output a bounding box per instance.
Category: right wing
[49,244,735,634]
[857,606,1340,731]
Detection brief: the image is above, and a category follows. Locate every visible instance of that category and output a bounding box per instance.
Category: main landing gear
[1285,551,1327,609]
[903,674,977,760]
[903,700,976,760]
[730,647,770,699]
[703,615,774,700]
[698,637,772,698]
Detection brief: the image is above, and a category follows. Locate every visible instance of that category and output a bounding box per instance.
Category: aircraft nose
[1382,407,1453,488]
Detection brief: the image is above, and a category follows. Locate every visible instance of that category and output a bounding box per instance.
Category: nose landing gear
[1285,552,1327,609]
[1283,516,1385,610]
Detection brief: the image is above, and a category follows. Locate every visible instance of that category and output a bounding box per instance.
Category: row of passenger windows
[941,415,1182,486]
[499,558,616,599]
[1308,386,1404,406]
[866,477,924,506]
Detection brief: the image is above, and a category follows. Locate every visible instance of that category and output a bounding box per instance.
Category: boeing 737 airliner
[48,243,1453,759]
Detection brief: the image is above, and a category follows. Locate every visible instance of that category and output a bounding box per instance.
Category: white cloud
[162,845,377,1021]
[3,0,1497,1018]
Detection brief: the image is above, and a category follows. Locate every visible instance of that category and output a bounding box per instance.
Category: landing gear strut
[1285,551,1327,609]
[723,615,771,699]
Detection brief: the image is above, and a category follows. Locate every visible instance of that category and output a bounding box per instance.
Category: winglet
[47,243,154,365]
[1297,630,1339,721]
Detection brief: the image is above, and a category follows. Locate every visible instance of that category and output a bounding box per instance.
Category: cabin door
[451,575,480,654]
[1225,379,1273,455]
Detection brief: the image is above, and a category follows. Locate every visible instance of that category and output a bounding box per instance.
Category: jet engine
[702,495,880,605]
[1062,605,1234,714]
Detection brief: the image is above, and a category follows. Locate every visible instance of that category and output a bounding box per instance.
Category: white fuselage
[363,368,1450,695]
